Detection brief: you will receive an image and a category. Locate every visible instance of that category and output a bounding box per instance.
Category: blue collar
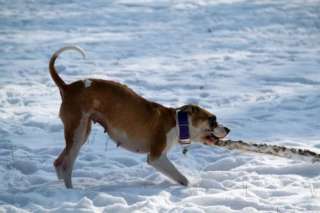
[177,111,191,144]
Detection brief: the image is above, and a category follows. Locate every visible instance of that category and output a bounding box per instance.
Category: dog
[50,46,230,188]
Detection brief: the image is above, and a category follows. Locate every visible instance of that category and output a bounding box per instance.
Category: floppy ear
[179,104,200,114]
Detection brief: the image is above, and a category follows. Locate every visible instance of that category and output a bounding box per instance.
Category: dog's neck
[161,106,192,144]
[160,106,177,132]
[176,110,191,145]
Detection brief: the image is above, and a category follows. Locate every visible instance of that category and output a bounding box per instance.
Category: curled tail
[49,46,86,92]
[214,140,320,163]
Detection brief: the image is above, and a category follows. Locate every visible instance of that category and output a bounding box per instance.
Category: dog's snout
[224,127,230,135]
[212,125,229,138]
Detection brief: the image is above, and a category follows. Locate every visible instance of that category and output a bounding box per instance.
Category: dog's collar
[176,110,191,145]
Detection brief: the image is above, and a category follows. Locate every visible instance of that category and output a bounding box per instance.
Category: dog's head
[179,104,230,145]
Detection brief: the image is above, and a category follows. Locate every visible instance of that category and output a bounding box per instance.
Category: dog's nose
[224,127,230,135]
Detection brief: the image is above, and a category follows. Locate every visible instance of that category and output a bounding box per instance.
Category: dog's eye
[208,115,217,128]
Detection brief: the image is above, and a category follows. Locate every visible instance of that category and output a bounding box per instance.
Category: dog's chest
[108,127,149,153]
[163,127,178,153]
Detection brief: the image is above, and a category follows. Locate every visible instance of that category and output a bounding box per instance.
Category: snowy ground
[1,0,320,212]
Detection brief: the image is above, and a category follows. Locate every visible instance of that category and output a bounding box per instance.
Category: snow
[0,0,320,212]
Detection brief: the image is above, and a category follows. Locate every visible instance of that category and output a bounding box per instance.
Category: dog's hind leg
[148,154,189,186]
[54,148,66,180]
[54,113,92,188]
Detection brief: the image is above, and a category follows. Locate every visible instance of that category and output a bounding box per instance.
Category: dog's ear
[180,104,200,114]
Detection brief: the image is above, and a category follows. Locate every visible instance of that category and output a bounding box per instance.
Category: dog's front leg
[148,154,189,186]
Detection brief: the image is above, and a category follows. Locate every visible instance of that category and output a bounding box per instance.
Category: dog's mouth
[202,126,230,145]
[203,133,220,145]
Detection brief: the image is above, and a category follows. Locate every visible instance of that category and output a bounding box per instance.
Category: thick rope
[211,139,320,163]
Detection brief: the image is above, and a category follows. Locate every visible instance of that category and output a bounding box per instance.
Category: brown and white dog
[50,46,230,188]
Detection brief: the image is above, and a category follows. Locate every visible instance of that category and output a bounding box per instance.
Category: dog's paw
[178,176,189,186]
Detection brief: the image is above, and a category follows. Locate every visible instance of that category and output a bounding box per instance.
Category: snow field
[0,0,320,212]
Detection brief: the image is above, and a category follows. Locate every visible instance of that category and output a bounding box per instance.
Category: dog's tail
[49,46,86,93]
[213,140,320,163]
